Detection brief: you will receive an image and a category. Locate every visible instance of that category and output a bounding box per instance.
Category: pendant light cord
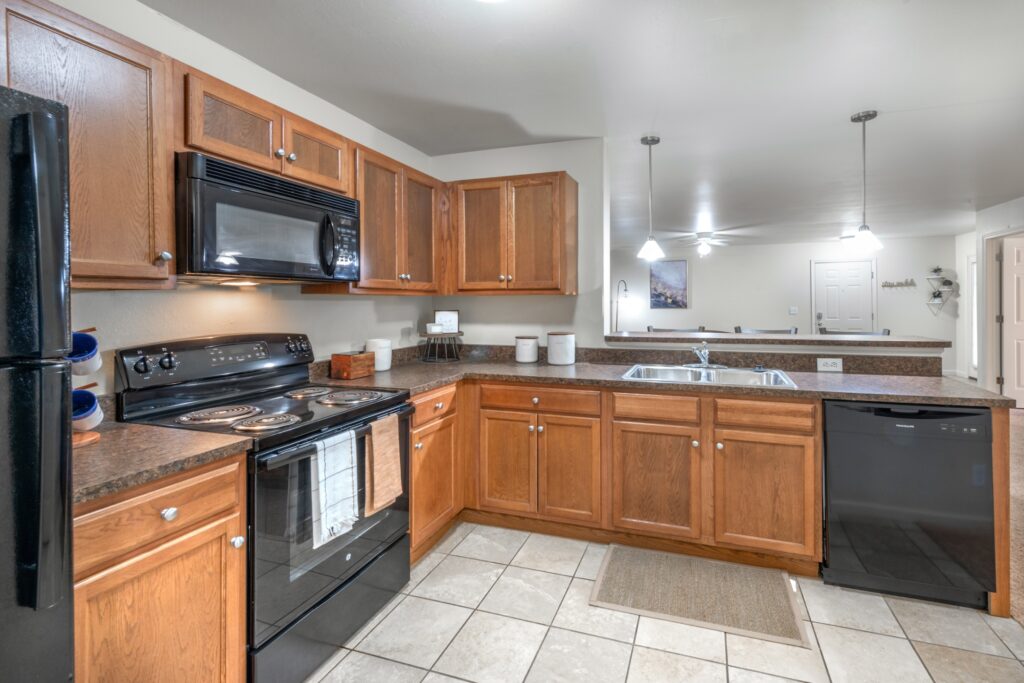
[861,119,867,227]
[647,142,655,240]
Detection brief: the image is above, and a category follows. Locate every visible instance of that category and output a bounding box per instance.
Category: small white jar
[547,332,576,365]
[365,338,392,371]
[515,336,539,363]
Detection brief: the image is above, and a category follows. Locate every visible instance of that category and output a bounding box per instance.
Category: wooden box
[330,352,375,380]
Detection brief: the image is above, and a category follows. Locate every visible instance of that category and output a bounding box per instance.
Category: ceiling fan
[663,225,756,256]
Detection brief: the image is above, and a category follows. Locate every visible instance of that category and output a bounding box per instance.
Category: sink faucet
[691,342,711,368]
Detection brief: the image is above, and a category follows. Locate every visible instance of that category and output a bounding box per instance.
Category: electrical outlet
[817,358,843,372]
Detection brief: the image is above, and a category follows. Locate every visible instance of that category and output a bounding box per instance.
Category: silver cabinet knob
[498,274,506,282]
[507,274,513,282]
[275,148,286,158]
[156,250,173,262]
[691,440,700,448]
[537,425,545,433]
[528,425,535,432]
[531,397,539,405]
[159,507,178,522]
[414,442,424,450]
[435,402,445,410]
[230,536,245,549]
[716,442,724,450]
[287,152,298,162]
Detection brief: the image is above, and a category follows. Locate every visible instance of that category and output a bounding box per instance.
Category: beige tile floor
[306,522,1024,683]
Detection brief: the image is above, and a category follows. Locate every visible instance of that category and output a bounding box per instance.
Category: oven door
[250,405,411,648]
[188,178,352,281]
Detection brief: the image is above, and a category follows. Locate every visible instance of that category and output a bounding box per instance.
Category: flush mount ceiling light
[636,135,666,261]
[696,239,712,257]
[844,110,883,252]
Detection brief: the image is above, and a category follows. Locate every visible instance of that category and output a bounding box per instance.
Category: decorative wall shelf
[925,267,957,315]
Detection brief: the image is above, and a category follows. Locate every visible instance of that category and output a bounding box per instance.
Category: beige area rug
[591,544,809,647]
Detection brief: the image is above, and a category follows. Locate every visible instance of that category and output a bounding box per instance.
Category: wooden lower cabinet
[74,512,246,683]
[538,414,601,524]
[611,420,702,540]
[411,414,458,548]
[479,409,537,513]
[713,427,820,558]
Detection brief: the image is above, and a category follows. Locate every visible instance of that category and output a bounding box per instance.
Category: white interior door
[1001,237,1024,401]
[812,260,875,333]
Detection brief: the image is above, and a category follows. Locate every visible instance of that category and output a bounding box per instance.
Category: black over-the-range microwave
[175,152,360,283]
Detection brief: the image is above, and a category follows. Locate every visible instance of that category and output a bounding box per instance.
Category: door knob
[716,442,724,450]
[287,152,298,162]
[691,440,700,448]
[275,148,286,158]
[230,536,245,548]
[159,507,178,522]
[155,250,173,262]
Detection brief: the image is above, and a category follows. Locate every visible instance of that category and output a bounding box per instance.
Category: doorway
[810,259,877,333]
[1001,236,1024,403]
[966,255,978,379]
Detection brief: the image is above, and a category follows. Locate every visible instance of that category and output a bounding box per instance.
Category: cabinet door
[403,168,442,291]
[538,413,601,524]
[356,147,404,289]
[456,180,507,290]
[411,415,458,548]
[185,72,282,172]
[713,428,819,558]
[508,175,560,290]
[2,0,174,282]
[611,420,702,540]
[479,409,536,513]
[281,115,351,194]
[74,513,245,683]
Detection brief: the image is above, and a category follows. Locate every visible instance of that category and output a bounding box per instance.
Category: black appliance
[823,400,995,608]
[0,86,74,680]
[115,333,411,683]
[176,152,360,283]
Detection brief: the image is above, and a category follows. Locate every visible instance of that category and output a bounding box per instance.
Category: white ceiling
[140,0,1024,246]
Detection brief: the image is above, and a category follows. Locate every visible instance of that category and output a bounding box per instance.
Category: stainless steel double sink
[621,364,797,389]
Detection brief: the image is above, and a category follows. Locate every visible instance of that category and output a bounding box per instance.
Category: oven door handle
[257,403,413,471]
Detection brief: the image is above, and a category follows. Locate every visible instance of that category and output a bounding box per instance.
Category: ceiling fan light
[696,241,712,257]
[637,238,666,261]
[855,224,883,251]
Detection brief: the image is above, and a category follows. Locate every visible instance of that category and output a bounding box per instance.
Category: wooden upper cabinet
[611,420,703,540]
[454,172,577,294]
[356,147,403,288]
[713,428,819,559]
[457,179,508,290]
[1,0,174,286]
[185,72,281,172]
[402,167,442,291]
[538,414,601,524]
[281,115,350,193]
[479,409,537,514]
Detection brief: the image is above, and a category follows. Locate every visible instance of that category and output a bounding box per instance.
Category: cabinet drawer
[411,384,458,428]
[612,392,700,424]
[713,398,817,433]
[480,384,601,416]
[74,459,242,579]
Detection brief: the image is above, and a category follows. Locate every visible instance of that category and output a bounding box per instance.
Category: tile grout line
[523,550,579,683]
[804,620,832,683]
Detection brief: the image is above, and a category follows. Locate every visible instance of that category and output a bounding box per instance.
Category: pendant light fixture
[636,135,666,261]
[843,110,883,251]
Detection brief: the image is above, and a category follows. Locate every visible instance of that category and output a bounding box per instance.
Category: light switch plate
[789,306,798,315]
[817,358,843,372]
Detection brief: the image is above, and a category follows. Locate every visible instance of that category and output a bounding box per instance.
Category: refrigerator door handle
[16,111,68,356]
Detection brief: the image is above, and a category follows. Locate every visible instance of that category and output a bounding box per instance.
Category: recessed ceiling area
[140,0,1024,245]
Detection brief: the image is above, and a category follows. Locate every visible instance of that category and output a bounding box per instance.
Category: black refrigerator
[0,86,74,680]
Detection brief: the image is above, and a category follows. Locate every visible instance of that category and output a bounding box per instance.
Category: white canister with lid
[547,332,576,365]
[365,338,392,371]
[515,336,539,363]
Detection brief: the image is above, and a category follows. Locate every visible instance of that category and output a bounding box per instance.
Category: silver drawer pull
[415,442,424,450]
[159,507,178,522]
[275,148,286,158]
[531,397,539,405]
[528,425,535,432]
[498,274,506,282]
[155,250,173,263]
[691,440,700,448]
[287,152,297,162]
[716,442,724,451]
[537,425,545,433]
[230,536,245,549]
[434,402,445,410]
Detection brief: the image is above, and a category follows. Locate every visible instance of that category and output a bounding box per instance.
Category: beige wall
[610,235,959,370]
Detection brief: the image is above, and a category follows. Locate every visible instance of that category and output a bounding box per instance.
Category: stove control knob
[286,340,298,353]
[298,339,310,352]
[133,357,151,374]
[159,352,177,370]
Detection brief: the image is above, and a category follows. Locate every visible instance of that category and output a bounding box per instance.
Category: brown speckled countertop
[318,360,1014,408]
[73,419,250,505]
[605,331,952,348]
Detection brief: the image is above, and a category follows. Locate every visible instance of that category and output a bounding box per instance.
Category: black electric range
[115,333,412,683]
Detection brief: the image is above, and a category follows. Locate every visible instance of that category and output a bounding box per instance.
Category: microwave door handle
[319,214,338,276]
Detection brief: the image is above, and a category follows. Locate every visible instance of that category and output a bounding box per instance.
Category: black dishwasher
[823,401,994,608]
